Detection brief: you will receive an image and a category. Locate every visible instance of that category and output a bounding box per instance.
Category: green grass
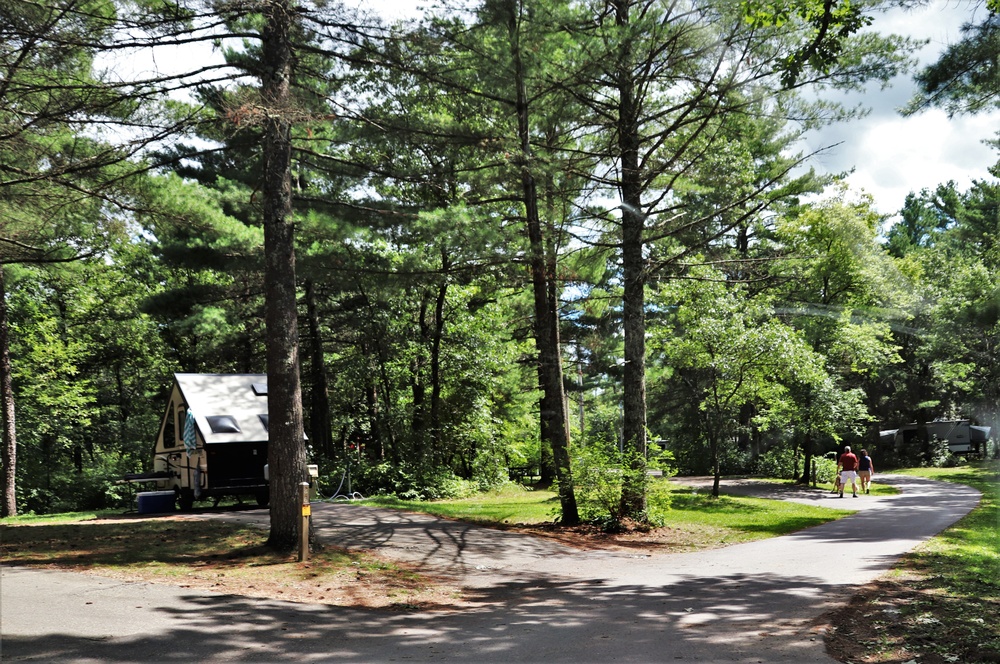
[896,464,1000,591]
[2,509,122,524]
[660,487,849,538]
[361,484,561,524]
[361,479,850,547]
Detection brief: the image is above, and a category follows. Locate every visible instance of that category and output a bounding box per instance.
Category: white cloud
[839,111,996,212]
[804,1,1000,219]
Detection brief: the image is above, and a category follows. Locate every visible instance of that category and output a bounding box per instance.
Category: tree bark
[507,0,578,524]
[430,265,447,455]
[411,294,428,446]
[613,0,648,519]
[305,279,332,458]
[1,265,17,517]
[798,389,814,485]
[261,0,309,552]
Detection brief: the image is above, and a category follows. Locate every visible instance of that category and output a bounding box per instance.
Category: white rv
[879,419,991,457]
[132,373,271,510]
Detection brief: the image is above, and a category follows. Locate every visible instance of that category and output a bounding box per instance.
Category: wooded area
[2,0,998,543]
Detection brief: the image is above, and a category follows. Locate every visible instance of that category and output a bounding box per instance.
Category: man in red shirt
[837,446,860,498]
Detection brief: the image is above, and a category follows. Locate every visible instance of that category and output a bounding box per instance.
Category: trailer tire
[255,489,269,507]
[177,488,195,511]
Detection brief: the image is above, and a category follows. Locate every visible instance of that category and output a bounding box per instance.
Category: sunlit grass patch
[1,510,121,524]
[657,483,849,540]
[362,485,560,524]
[362,479,849,548]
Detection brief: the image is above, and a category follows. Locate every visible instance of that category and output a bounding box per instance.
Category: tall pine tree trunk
[798,389,814,485]
[614,0,648,520]
[411,294,428,444]
[507,0,578,524]
[1,266,17,517]
[305,279,332,458]
[261,0,308,551]
[430,269,447,454]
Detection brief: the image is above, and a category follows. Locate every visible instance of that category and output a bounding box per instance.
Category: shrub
[19,457,135,515]
[572,444,650,531]
[752,447,799,479]
[812,455,839,484]
[328,460,477,501]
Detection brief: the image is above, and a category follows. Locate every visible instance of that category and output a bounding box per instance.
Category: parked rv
[125,373,271,510]
[879,419,991,458]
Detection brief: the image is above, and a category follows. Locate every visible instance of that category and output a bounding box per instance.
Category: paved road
[0,475,981,663]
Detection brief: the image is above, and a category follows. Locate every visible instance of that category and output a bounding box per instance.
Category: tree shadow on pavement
[2,572,843,663]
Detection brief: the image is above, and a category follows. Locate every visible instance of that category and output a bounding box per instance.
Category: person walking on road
[837,445,860,498]
[858,448,874,494]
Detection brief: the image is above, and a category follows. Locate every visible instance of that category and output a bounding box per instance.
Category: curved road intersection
[0,475,981,662]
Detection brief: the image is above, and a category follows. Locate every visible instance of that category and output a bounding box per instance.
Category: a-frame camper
[148,373,270,510]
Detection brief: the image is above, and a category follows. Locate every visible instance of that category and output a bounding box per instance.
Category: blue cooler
[137,490,176,514]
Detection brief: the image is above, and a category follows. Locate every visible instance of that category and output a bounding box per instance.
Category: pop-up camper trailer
[879,419,991,458]
[127,373,272,510]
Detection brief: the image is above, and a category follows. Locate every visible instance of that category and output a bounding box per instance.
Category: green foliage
[342,461,477,502]
[7,246,177,515]
[752,447,800,480]
[812,454,839,484]
[20,457,134,514]
[572,444,651,531]
[0,0,971,521]
[909,13,1000,116]
[650,266,832,478]
[741,0,875,86]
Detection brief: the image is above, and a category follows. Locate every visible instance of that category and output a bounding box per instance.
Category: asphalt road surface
[0,474,981,663]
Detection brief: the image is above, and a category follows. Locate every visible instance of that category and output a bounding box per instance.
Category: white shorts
[840,470,858,483]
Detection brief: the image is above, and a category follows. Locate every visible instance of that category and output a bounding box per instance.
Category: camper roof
[175,373,269,445]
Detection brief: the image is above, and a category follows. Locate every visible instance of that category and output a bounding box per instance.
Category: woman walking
[858,449,875,494]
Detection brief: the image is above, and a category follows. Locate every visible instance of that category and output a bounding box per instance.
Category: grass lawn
[364,478,850,549]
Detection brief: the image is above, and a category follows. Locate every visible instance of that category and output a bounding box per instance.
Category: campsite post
[299,481,310,562]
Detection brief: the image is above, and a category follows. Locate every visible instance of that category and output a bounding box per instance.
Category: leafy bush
[332,460,476,501]
[19,457,135,515]
[572,444,650,531]
[644,478,674,527]
[813,455,839,484]
[752,447,799,479]
[884,435,956,468]
[927,437,958,467]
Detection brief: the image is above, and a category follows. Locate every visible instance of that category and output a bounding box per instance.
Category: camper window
[258,414,269,430]
[206,415,242,434]
[163,402,176,448]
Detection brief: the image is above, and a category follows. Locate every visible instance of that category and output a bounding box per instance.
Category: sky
[804,1,1000,219]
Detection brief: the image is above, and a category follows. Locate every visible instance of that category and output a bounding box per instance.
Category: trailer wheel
[255,489,269,507]
[177,488,195,511]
